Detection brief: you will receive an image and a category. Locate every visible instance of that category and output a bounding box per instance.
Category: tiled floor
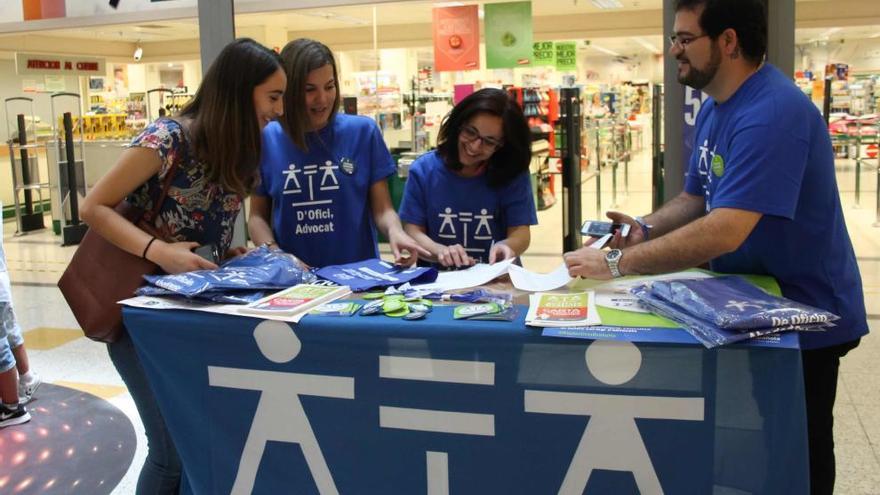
[2,147,878,494]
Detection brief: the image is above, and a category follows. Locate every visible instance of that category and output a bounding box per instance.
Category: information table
[123,301,808,495]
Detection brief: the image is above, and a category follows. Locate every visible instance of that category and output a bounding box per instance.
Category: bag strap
[142,119,189,225]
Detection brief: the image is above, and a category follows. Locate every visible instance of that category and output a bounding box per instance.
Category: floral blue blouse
[127,118,242,254]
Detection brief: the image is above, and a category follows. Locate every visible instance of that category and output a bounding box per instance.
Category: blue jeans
[0,301,24,374]
[0,219,23,374]
[108,331,181,495]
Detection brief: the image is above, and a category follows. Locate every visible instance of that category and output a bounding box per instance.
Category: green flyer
[485,2,533,69]
[533,41,555,66]
[555,41,577,71]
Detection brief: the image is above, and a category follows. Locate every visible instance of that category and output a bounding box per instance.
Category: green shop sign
[533,41,555,66]
[555,42,577,71]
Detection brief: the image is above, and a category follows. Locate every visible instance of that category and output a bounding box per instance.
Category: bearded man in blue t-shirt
[563,1,868,493]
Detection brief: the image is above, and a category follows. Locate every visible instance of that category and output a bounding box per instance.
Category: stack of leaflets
[630,275,839,348]
[525,291,601,328]
[239,284,350,317]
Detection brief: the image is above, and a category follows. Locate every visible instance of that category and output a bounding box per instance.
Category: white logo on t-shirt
[436,207,494,257]
[282,160,340,207]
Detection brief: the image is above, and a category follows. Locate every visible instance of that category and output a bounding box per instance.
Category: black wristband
[142,236,157,260]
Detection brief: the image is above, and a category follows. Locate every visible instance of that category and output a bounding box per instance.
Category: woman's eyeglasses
[460,125,503,151]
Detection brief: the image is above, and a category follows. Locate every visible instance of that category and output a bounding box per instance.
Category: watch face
[605,249,622,261]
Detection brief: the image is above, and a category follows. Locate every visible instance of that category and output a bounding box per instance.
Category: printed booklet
[239,284,350,317]
[525,291,601,327]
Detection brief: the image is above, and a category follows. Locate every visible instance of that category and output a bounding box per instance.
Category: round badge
[711,154,725,177]
[341,157,356,175]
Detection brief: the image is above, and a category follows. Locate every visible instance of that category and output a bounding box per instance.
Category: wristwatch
[605,249,623,278]
[634,216,653,240]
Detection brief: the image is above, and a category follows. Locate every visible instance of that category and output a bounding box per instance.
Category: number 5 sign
[683,87,708,163]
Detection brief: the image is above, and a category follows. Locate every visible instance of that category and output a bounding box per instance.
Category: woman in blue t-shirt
[399,88,537,267]
[249,38,427,268]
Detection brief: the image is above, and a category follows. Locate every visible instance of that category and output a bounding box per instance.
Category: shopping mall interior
[0,0,878,493]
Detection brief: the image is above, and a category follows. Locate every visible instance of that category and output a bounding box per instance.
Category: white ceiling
[7,0,878,57]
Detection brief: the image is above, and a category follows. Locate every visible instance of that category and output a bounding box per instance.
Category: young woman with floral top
[80,38,285,494]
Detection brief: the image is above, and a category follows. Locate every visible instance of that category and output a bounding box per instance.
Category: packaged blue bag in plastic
[142,246,315,297]
[135,284,270,304]
[315,258,437,292]
[631,283,833,348]
[649,276,839,330]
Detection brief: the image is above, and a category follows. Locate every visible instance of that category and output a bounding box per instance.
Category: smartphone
[193,243,221,264]
[580,221,631,237]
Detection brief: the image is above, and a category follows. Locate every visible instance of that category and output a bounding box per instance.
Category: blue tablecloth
[123,302,808,495]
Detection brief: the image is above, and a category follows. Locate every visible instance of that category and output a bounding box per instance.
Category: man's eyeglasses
[460,125,503,151]
[668,33,710,50]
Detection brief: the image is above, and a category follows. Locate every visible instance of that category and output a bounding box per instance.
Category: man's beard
[677,42,721,90]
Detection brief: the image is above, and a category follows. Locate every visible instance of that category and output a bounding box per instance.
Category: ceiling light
[591,0,624,9]
[133,44,143,61]
[590,44,620,56]
[300,11,368,25]
[632,36,660,54]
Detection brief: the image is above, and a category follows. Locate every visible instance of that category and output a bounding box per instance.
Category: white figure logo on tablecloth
[208,320,355,495]
[524,341,705,495]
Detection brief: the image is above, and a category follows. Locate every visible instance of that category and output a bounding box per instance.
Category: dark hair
[675,0,766,65]
[280,38,341,151]
[178,38,282,196]
[436,88,531,188]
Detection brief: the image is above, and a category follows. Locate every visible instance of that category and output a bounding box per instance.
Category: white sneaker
[18,371,42,405]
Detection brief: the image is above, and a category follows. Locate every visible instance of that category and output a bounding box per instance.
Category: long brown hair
[279,38,341,151]
[178,38,282,196]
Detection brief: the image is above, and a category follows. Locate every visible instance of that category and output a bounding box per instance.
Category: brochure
[239,284,350,317]
[525,291,601,328]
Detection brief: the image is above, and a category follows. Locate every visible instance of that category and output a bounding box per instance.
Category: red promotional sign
[432,5,480,72]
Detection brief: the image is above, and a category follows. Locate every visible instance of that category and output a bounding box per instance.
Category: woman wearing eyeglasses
[398,88,537,267]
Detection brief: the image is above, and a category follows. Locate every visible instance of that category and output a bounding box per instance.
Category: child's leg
[11,342,29,376]
[0,335,17,405]
[0,367,17,405]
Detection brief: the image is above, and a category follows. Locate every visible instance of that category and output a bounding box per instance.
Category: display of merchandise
[508,86,559,211]
[350,71,403,130]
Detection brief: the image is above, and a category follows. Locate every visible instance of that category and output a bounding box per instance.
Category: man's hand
[605,211,646,249]
[562,246,613,280]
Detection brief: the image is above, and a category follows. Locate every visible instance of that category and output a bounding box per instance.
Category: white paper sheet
[119,295,312,323]
[508,263,572,292]
[593,271,714,313]
[414,258,515,292]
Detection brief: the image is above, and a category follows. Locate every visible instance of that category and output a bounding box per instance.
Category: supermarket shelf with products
[509,86,560,211]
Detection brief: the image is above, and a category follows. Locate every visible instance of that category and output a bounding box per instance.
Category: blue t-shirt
[398,150,538,264]
[684,64,867,350]
[256,114,395,267]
